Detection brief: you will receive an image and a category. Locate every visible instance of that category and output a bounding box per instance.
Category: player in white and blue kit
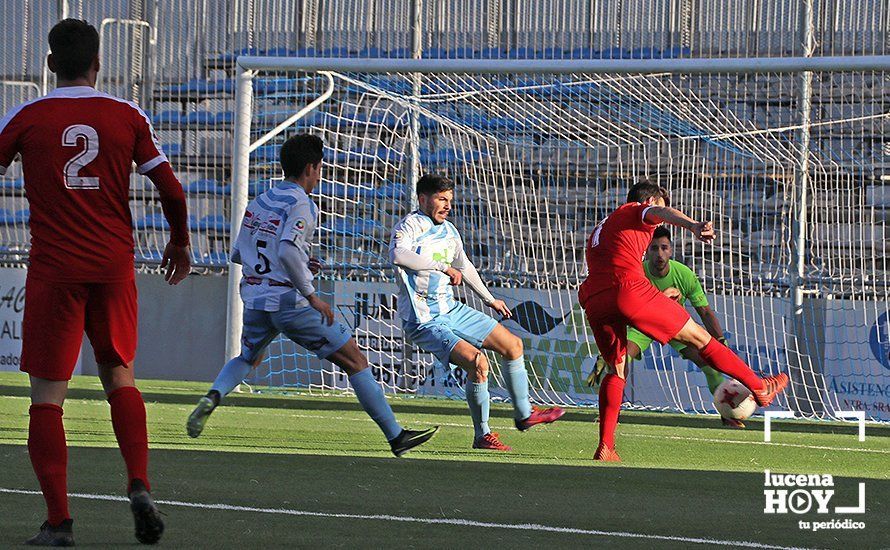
[187,134,437,457]
[390,174,565,451]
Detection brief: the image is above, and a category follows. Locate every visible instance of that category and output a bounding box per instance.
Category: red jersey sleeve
[621,202,659,229]
[131,106,168,174]
[0,107,25,175]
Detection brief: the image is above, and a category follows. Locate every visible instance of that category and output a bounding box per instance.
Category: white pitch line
[624,433,890,454]
[0,488,812,550]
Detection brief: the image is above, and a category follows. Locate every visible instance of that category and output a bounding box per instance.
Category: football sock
[699,338,765,392]
[701,365,725,395]
[348,368,402,441]
[598,374,625,450]
[210,355,253,399]
[501,357,532,420]
[108,386,150,493]
[465,379,491,439]
[28,403,70,525]
[206,389,221,407]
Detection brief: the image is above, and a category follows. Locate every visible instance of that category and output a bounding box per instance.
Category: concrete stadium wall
[80,272,228,382]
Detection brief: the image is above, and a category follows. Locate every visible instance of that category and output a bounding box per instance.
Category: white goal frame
[226,55,890,411]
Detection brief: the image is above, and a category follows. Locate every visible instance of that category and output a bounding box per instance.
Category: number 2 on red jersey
[62,124,100,189]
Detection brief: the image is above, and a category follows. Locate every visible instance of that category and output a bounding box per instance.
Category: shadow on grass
[0,444,886,549]
[0,384,886,437]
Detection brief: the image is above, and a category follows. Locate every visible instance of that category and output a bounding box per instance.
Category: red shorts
[581,277,690,366]
[21,277,138,381]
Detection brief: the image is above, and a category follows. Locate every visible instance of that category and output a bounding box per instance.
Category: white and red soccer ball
[713,379,756,420]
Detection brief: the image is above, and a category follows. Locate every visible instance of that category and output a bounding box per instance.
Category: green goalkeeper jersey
[642,259,709,308]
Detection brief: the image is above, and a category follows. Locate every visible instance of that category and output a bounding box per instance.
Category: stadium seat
[134,213,169,230]
[322,46,355,57]
[0,209,15,225]
[386,47,413,58]
[321,217,386,238]
[0,179,24,191]
[14,209,29,224]
[153,110,185,125]
[373,181,406,200]
[570,47,600,59]
[195,250,229,267]
[249,180,272,196]
[198,214,229,233]
[184,179,227,195]
[214,111,234,124]
[185,111,216,124]
[250,144,279,162]
[600,47,628,59]
[161,78,234,95]
[630,47,661,59]
[161,143,182,157]
[661,46,692,58]
[358,46,384,58]
[254,77,300,95]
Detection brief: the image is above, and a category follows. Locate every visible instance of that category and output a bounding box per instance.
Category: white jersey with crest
[233,181,317,312]
[390,210,465,323]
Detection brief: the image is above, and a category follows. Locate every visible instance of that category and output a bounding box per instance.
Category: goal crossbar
[236,55,890,75]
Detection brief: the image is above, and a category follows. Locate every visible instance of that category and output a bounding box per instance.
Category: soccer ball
[713,379,756,420]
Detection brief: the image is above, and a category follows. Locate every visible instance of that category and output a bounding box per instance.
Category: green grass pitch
[0,372,887,548]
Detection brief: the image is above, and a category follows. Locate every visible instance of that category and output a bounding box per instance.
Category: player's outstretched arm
[643,206,715,243]
[451,245,511,318]
[146,163,191,284]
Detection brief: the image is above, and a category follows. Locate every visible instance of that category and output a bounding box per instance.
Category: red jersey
[0,86,168,282]
[578,202,659,303]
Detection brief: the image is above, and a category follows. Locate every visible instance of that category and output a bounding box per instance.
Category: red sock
[28,403,70,525]
[108,387,150,493]
[598,374,625,450]
[699,338,765,392]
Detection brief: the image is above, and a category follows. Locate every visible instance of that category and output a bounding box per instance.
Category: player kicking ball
[187,134,438,457]
[390,174,564,451]
[579,181,789,462]
[587,226,745,428]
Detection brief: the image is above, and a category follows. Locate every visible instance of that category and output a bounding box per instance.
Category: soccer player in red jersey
[0,20,190,545]
[579,181,788,462]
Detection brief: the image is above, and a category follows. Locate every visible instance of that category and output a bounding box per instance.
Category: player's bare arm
[695,305,725,341]
[643,206,715,243]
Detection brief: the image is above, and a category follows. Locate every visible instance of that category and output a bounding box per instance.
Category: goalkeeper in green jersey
[588,226,744,428]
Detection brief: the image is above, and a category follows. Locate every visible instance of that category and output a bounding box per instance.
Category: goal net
[231,57,889,422]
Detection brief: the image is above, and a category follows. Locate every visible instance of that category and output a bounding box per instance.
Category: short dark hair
[280,134,324,178]
[653,226,672,241]
[48,19,100,80]
[416,173,454,196]
[627,180,670,207]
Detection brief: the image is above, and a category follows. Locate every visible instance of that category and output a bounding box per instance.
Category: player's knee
[473,353,490,383]
[676,321,711,350]
[504,336,523,360]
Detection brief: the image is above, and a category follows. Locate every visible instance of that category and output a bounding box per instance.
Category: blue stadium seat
[250,144,279,162]
[322,46,355,57]
[506,47,539,59]
[358,47,384,58]
[662,46,691,58]
[162,78,234,95]
[254,78,299,95]
[0,179,24,191]
[153,110,185,124]
[571,47,600,59]
[185,111,216,124]
[198,215,229,233]
[15,209,29,223]
[600,47,628,59]
[542,47,569,59]
[321,217,386,238]
[184,179,225,195]
[198,251,229,266]
[214,111,234,124]
[386,47,413,58]
[422,47,449,58]
[249,179,271,196]
[0,209,15,225]
[161,143,182,157]
[134,213,169,230]
[374,181,406,200]
[630,47,661,59]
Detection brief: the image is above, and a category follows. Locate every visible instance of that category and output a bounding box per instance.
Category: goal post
[227,55,890,422]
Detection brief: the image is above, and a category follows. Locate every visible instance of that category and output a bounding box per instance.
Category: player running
[186,134,438,457]
[587,226,745,428]
[390,174,564,451]
[579,181,788,462]
[0,19,190,546]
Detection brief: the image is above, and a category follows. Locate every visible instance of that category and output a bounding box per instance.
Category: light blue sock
[465,379,491,439]
[349,368,402,441]
[210,356,253,399]
[502,357,532,420]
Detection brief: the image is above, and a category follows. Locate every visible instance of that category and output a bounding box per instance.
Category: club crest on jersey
[295,219,306,231]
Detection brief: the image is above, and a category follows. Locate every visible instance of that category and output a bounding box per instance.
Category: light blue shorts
[239,306,352,362]
[403,302,499,367]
